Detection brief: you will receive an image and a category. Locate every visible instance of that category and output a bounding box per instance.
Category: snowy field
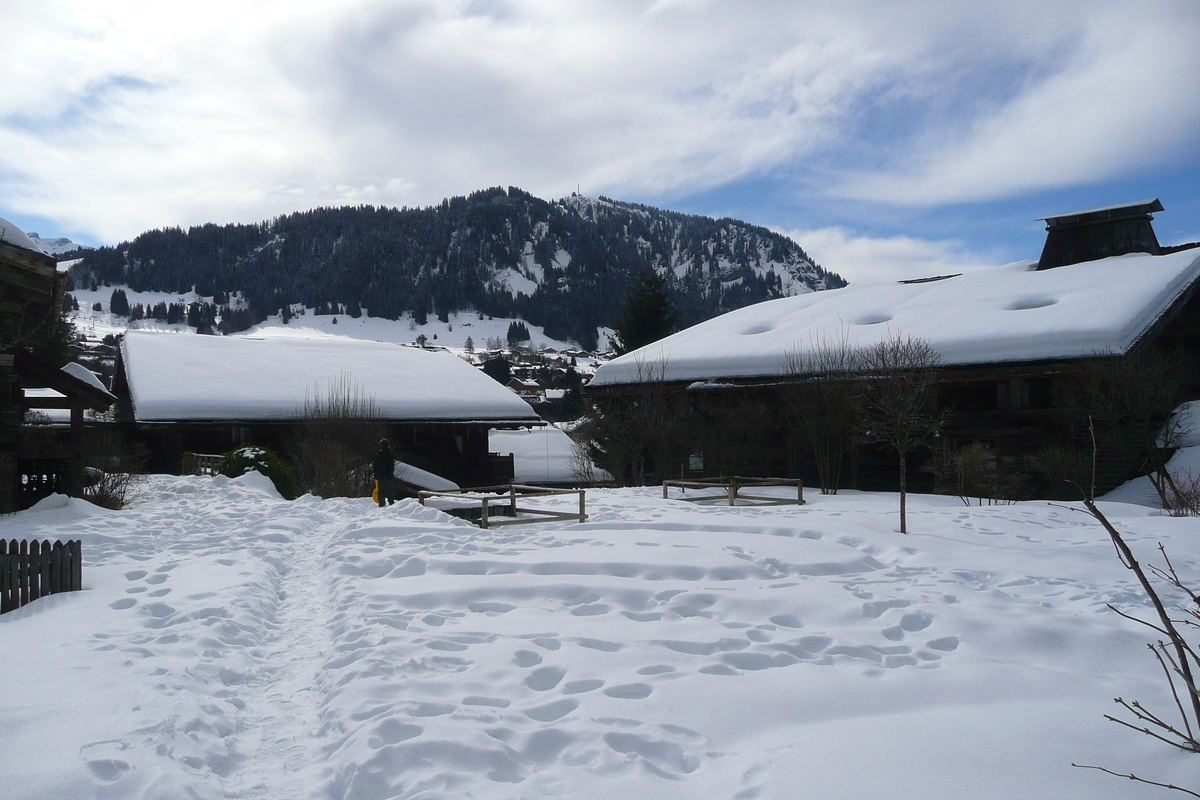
[2,476,1198,799]
[68,286,606,358]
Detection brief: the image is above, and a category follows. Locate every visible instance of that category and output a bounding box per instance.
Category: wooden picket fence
[0,539,83,614]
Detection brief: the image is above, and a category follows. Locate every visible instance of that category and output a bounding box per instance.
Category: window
[997,379,1030,410]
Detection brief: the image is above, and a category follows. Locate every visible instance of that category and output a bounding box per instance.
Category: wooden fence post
[71,540,82,592]
[578,489,586,523]
[1,540,11,613]
[38,540,51,601]
[480,495,489,529]
[18,539,28,608]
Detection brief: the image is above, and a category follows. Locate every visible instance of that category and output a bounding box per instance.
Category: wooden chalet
[114,332,543,487]
[587,200,1200,497]
[0,216,115,511]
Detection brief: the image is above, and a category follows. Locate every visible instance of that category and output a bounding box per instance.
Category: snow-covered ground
[68,285,604,357]
[490,426,612,484]
[2,476,1197,799]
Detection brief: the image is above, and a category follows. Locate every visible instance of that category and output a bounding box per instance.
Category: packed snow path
[1,474,1197,799]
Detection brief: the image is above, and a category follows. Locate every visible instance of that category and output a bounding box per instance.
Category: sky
[2,0,1199,284]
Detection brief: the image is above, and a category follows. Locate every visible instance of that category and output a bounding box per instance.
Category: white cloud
[1,1,1197,240]
[786,226,997,285]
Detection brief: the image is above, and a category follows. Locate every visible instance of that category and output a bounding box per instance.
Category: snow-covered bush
[77,427,150,509]
[216,446,300,500]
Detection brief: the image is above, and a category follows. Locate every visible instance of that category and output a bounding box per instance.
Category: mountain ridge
[72,187,845,349]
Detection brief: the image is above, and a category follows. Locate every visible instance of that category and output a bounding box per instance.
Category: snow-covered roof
[0,214,46,255]
[62,362,111,397]
[592,249,1200,387]
[121,331,541,423]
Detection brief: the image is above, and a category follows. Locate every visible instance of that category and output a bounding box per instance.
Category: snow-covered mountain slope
[69,187,844,349]
[26,232,91,256]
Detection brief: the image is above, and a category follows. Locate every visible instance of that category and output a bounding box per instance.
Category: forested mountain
[73,187,844,349]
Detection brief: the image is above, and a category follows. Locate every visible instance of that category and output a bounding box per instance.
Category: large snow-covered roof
[121,331,540,423]
[0,214,46,255]
[592,249,1200,386]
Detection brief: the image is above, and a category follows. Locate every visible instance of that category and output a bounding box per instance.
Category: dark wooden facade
[109,348,527,489]
[124,418,519,489]
[587,202,1200,498]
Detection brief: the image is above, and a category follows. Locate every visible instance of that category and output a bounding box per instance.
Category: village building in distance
[115,331,541,488]
[588,200,1200,496]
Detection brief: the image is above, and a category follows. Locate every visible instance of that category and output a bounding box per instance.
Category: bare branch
[1072,764,1200,798]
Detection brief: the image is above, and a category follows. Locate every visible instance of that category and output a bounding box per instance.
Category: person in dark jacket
[374,439,396,507]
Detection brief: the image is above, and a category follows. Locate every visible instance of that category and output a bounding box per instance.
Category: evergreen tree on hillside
[609,271,678,355]
[109,289,130,317]
[507,321,530,345]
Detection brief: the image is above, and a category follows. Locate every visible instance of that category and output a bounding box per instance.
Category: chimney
[1036,199,1163,270]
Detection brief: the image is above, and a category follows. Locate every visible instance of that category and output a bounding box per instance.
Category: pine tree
[109,288,130,317]
[507,320,531,345]
[464,336,475,353]
[610,271,678,354]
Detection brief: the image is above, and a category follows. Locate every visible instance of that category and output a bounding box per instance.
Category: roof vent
[1036,199,1163,269]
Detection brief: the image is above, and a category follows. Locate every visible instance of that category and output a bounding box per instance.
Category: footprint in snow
[525,666,566,691]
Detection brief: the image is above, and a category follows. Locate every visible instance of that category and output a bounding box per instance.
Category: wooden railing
[417,484,587,529]
[1,539,82,614]
[181,452,222,476]
[662,477,805,506]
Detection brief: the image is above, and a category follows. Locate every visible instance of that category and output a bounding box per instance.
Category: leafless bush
[1057,347,1194,506]
[1165,469,1200,517]
[577,355,690,486]
[77,427,150,509]
[286,371,387,498]
[931,442,1023,505]
[1026,444,1093,501]
[780,331,862,494]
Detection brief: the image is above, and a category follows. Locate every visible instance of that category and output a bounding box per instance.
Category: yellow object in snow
[372,480,379,503]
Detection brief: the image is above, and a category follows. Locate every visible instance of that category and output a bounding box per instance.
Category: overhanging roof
[591,248,1200,387]
[121,332,541,424]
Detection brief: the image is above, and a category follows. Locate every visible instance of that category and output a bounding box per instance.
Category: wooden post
[1,539,10,613]
[69,405,84,496]
[662,482,668,500]
[797,480,804,505]
[728,477,738,506]
[71,540,82,592]
[510,483,517,516]
[49,540,62,594]
[38,540,51,600]
[578,489,585,523]
[18,539,28,608]
[480,495,489,529]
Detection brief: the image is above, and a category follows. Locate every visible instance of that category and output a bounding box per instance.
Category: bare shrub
[1057,347,1194,505]
[286,371,387,498]
[1026,444,1093,500]
[931,442,1023,505]
[78,427,150,509]
[578,355,690,486]
[1165,469,1200,517]
[780,331,862,494]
